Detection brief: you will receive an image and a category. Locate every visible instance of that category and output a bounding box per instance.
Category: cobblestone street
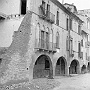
[53,73,90,90]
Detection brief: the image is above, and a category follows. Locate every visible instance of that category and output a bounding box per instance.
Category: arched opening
[33,55,53,79]
[55,57,67,76]
[87,62,90,72]
[69,60,80,74]
[81,65,86,74]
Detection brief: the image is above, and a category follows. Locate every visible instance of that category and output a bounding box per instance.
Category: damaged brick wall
[0,11,34,85]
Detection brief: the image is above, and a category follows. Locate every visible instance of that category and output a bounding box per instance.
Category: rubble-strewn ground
[1,73,90,90]
[0,78,60,90]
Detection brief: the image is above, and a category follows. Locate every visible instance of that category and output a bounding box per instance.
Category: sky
[58,0,90,10]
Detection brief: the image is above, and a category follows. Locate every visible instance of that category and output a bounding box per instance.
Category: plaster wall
[0,17,23,47]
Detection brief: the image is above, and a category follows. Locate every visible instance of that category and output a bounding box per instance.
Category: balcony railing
[35,39,56,53]
[39,6,55,24]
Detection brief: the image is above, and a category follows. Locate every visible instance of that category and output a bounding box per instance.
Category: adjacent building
[64,3,90,73]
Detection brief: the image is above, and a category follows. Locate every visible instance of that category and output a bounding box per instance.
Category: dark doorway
[55,57,66,76]
[69,60,80,74]
[81,65,86,74]
[21,0,27,15]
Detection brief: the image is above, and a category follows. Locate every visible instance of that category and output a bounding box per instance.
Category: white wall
[0,17,23,47]
[0,0,21,15]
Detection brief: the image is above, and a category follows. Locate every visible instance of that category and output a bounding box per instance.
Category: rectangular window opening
[21,0,27,15]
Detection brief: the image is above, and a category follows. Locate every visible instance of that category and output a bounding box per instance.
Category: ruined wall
[0,11,34,85]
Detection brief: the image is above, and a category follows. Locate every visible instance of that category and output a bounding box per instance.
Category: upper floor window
[70,38,73,55]
[56,32,60,48]
[81,39,83,46]
[69,18,72,30]
[78,24,81,35]
[56,11,59,26]
[46,28,49,49]
[78,42,81,57]
[46,4,50,17]
[66,36,69,51]
[21,0,27,15]
[66,18,69,30]
[42,0,45,9]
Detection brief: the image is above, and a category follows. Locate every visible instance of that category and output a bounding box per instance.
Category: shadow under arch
[81,64,87,74]
[55,56,67,76]
[33,54,53,79]
[69,59,80,74]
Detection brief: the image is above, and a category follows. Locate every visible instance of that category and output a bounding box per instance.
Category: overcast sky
[58,0,90,10]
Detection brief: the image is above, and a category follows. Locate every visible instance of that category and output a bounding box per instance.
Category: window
[66,36,69,51]
[40,0,46,15]
[78,24,81,35]
[69,19,72,30]
[46,4,50,18]
[41,31,45,48]
[78,42,81,57]
[56,32,59,48]
[56,11,59,25]
[70,39,73,55]
[46,32,49,49]
[42,0,45,9]
[81,39,83,46]
[66,18,69,30]
[21,0,27,15]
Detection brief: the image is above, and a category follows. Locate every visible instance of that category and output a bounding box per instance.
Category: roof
[64,3,77,11]
[50,0,83,23]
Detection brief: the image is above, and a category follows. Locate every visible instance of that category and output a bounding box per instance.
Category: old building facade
[64,3,90,73]
[0,0,89,85]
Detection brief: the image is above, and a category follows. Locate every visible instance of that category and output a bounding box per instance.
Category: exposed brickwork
[0,11,34,84]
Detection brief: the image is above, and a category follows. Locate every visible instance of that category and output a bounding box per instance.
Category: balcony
[39,6,55,24]
[35,39,56,53]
